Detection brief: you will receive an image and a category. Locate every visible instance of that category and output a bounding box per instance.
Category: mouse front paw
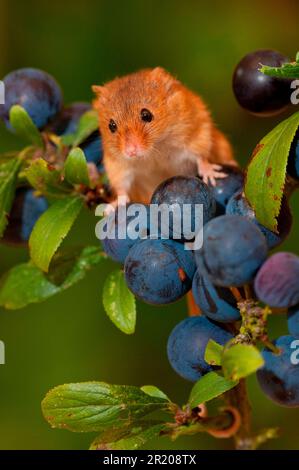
[199,162,228,186]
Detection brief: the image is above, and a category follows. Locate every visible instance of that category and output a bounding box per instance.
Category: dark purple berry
[257,335,299,407]
[3,188,48,244]
[226,191,292,249]
[199,215,268,287]
[0,68,63,129]
[205,165,244,215]
[150,176,215,241]
[167,316,233,382]
[254,252,299,308]
[101,204,150,264]
[192,269,240,323]
[233,49,292,115]
[124,239,196,305]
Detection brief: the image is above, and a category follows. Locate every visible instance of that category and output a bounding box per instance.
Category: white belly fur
[129,148,198,201]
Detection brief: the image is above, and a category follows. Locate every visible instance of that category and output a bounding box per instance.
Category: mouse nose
[125,143,138,158]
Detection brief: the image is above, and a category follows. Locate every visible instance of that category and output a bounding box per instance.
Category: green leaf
[222,344,264,381]
[245,111,299,231]
[260,61,299,79]
[72,110,99,147]
[189,372,237,408]
[90,422,165,450]
[42,382,168,433]
[0,246,105,309]
[9,105,43,147]
[296,51,299,63]
[64,148,90,186]
[204,340,224,366]
[25,159,72,198]
[0,151,19,166]
[0,157,22,237]
[103,270,136,335]
[29,196,84,272]
[140,386,170,402]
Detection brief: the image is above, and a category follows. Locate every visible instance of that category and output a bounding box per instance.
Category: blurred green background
[0,0,298,450]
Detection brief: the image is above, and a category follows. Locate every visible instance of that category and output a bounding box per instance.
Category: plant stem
[230,287,243,302]
[226,379,253,449]
[244,284,253,300]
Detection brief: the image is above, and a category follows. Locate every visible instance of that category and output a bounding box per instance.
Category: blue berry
[199,215,268,287]
[124,239,196,305]
[0,68,63,129]
[233,49,292,116]
[3,188,48,244]
[257,335,299,407]
[226,191,292,249]
[150,176,215,241]
[50,102,91,135]
[287,129,299,180]
[101,204,150,264]
[206,165,244,215]
[192,269,240,323]
[254,252,299,308]
[80,131,103,172]
[167,316,233,382]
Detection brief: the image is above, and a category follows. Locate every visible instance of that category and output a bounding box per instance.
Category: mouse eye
[109,119,117,133]
[141,108,153,123]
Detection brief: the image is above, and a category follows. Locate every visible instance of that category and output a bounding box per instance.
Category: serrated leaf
[72,110,99,147]
[260,62,299,79]
[29,196,84,272]
[9,105,43,147]
[90,422,165,450]
[42,382,168,433]
[47,246,106,287]
[0,157,22,237]
[25,159,72,198]
[245,111,299,231]
[64,148,90,186]
[0,246,105,309]
[204,340,224,366]
[140,386,170,402]
[222,344,264,381]
[189,372,237,408]
[103,270,136,335]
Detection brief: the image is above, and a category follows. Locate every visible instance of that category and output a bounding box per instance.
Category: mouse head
[92,68,181,160]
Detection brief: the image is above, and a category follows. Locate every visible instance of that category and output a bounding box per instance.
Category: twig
[226,379,253,450]
[230,287,243,303]
[244,284,253,300]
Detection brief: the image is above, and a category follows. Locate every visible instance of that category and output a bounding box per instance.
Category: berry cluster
[100,44,299,406]
[101,154,299,406]
[0,68,104,243]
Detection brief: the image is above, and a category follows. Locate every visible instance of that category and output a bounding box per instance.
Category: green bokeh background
[0,0,298,450]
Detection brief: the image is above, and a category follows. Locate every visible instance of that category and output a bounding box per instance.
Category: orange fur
[93,67,237,204]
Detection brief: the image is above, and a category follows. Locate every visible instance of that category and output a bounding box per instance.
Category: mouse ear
[92,85,105,97]
[150,67,179,94]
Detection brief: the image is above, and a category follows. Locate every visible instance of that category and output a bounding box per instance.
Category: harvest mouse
[93,67,237,205]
